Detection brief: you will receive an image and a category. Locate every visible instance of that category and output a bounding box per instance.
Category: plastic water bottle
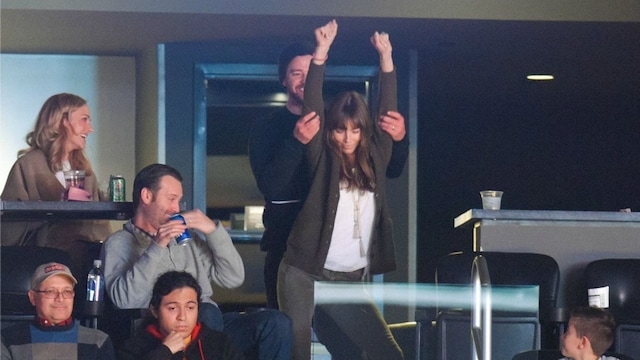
[86,259,104,302]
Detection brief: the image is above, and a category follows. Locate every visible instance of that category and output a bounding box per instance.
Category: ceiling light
[527,74,554,81]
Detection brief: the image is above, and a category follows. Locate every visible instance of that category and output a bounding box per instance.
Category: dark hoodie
[119,322,244,360]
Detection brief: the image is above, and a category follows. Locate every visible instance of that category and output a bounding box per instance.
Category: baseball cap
[30,262,78,290]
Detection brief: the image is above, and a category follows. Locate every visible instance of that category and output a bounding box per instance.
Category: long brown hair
[19,93,93,175]
[325,91,375,192]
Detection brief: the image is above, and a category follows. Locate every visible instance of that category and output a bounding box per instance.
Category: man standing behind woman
[278,20,403,360]
[1,94,111,265]
[248,34,408,310]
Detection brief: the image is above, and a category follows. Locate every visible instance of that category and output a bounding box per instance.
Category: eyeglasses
[34,289,75,299]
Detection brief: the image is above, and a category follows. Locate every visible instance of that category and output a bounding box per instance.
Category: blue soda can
[169,214,192,246]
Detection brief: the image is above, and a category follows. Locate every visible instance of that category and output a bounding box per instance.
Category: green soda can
[109,175,126,202]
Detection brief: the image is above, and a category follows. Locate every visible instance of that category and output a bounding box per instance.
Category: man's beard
[288,89,304,108]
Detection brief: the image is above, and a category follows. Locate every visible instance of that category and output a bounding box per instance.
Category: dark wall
[416,47,640,283]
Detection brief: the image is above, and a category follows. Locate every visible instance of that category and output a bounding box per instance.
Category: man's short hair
[570,306,616,356]
[132,163,183,210]
[277,41,314,84]
[31,262,77,290]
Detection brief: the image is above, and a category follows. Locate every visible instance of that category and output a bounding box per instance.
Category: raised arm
[371,32,408,177]
[371,31,396,115]
[301,19,338,118]
[311,19,337,67]
[370,31,398,165]
[302,20,338,168]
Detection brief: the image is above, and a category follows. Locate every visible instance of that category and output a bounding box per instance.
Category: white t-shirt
[324,186,375,272]
[55,160,72,187]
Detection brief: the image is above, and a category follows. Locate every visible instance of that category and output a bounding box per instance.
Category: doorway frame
[193,63,379,213]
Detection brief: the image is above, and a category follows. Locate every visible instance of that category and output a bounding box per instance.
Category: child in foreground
[561,306,617,360]
[119,271,244,360]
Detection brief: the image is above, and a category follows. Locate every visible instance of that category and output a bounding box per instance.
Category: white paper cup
[480,190,503,210]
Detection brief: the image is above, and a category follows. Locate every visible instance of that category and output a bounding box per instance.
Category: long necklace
[351,187,366,257]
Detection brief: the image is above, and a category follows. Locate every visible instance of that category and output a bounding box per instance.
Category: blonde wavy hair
[19,93,94,176]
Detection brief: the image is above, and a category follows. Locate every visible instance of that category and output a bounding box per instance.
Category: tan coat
[1,149,112,253]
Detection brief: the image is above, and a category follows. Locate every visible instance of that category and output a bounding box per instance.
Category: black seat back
[433,251,560,360]
[436,251,560,319]
[584,258,640,321]
[584,258,640,357]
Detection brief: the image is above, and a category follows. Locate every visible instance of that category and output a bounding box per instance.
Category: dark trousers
[278,262,403,360]
[314,269,404,360]
[199,302,293,360]
[264,248,285,309]
[314,302,404,360]
[261,201,303,310]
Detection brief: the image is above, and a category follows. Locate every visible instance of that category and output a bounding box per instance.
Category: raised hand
[179,208,216,235]
[313,19,338,64]
[370,31,392,55]
[370,31,393,73]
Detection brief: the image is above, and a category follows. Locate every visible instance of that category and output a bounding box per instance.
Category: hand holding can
[169,214,192,246]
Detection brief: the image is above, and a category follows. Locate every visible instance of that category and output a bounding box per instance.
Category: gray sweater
[101,220,244,308]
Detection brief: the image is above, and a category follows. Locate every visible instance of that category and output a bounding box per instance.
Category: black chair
[584,258,640,357]
[1,246,80,328]
[436,252,560,322]
[437,311,540,360]
[511,348,562,360]
[512,349,635,360]
[431,251,561,360]
[97,295,145,351]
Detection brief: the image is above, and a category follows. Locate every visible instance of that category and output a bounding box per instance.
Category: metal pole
[472,255,492,360]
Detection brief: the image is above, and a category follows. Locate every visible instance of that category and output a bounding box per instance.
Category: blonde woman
[2,93,111,267]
